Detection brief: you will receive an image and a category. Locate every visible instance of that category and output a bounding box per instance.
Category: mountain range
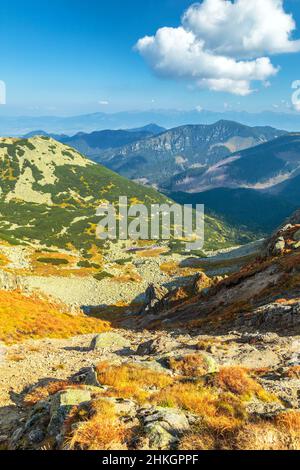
[2,109,300,136]
[19,120,299,238]
[164,133,300,235]
[87,120,286,186]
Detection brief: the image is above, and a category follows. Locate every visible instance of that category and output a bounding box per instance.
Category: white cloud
[99,100,109,105]
[136,0,300,95]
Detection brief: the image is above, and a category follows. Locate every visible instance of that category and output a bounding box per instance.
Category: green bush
[93,271,114,281]
[37,257,69,266]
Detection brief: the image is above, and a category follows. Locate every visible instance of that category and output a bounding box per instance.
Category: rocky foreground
[0,214,300,450]
[0,328,299,451]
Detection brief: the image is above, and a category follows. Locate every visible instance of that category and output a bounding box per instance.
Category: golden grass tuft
[153,381,245,434]
[167,354,210,377]
[178,430,215,450]
[0,290,110,344]
[285,366,300,379]
[216,366,265,399]
[24,380,72,405]
[65,399,129,450]
[96,362,173,403]
[234,422,286,450]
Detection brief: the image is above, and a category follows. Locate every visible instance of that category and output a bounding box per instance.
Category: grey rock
[144,423,177,450]
[137,336,179,356]
[293,229,300,241]
[272,237,285,256]
[28,429,45,444]
[48,389,91,438]
[141,407,190,450]
[84,366,101,387]
[91,332,130,351]
[141,283,169,315]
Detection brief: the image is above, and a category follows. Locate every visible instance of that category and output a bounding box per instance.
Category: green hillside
[0,136,253,254]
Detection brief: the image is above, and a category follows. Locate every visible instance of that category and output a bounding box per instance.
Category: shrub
[37,257,69,265]
[93,271,114,281]
[77,260,100,269]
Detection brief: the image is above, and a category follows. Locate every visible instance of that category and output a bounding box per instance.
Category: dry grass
[6,353,25,362]
[136,248,167,258]
[96,362,173,403]
[275,411,300,449]
[0,290,110,344]
[234,422,286,450]
[65,400,129,450]
[24,380,73,405]
[179,412,300,450]
[113,264,142,283]
[22,361,292,451]
[216,366,271,401]
[152,382,245,432]
[179,431,215,450]
[0,252,9,267]
[285,366,300,379]
[167,354,211,377]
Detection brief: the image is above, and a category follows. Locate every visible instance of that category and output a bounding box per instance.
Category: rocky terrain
[0,213,299,451]
[0,135,299,451]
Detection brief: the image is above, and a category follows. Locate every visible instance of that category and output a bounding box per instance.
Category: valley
[0,120,299,452]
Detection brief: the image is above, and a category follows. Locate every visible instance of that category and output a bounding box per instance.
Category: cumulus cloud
[136,0,300,95]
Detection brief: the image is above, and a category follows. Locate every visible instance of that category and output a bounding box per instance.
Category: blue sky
[1,0,300,115]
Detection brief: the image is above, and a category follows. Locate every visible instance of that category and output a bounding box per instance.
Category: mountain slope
[169,188,296,235]
[138,214,300,331]
[92,120,286,185]
[171,133,300,193]
[0,136,249,253]
[59,129,154,157]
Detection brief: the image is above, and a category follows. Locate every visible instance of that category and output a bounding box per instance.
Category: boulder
[91,332,130,351]
[48,389,91,440]
[144,423,176,450]
[137,336,179,356]
[141,407,190,450]
[293,229,300,242]
[84,367,102,387]
[141,283,168,315]
[272,237,286,256]
[192,272,211,295]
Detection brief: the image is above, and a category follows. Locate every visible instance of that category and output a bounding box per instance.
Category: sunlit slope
[0,136,253,251]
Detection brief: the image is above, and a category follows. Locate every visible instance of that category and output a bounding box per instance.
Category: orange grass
[0,290,110,344]
[24,380,73,405]
[96,362,173,403]
[216,366,267,399]
[168,354,211,377]
[285,366,300,379]
[65,400,129,450]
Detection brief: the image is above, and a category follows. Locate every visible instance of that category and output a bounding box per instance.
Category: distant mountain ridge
[1,109,300,136]
[171,133,300,193]
[23,124,166,159]
[93,120,286,185]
